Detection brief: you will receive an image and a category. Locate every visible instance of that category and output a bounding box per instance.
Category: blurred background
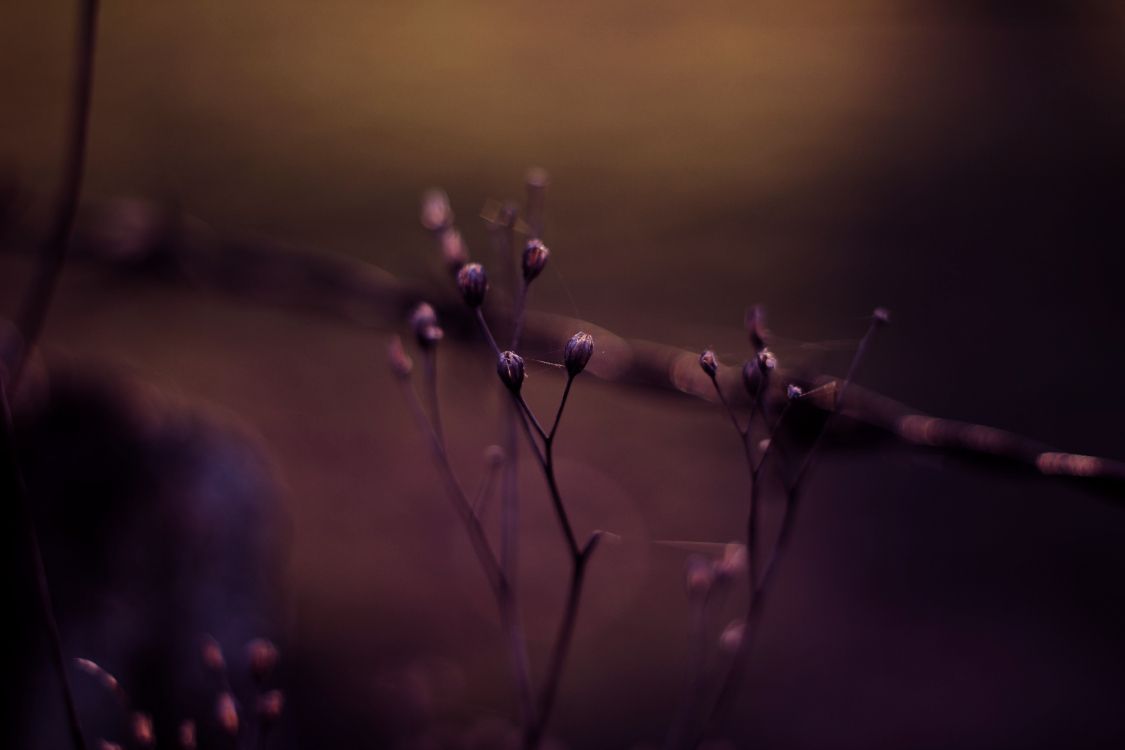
[3,1,1125,748]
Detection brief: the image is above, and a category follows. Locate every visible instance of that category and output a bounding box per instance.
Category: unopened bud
[742,349,776,397]
[456,262,488,308]
[246,638,279,682]
[699,350,718,378]
[201,636,225,673]
[98,742,123,750]
[719,620,746,653]
[497,351,526,392]
[257,689,284,723]
[745,305,768,352]
[439,228,469,273]
[179,720,197,750]
[564,331,594,377]
[522,239,550,282]
[873,307,891,325]
[132,713,155,748]
[216,692,239,736]
[786,384,804,400]
[420,189,453,232]
[387,335,413,379]
[410,303,443,349]
[484,444,505,467]
[684,555,714,597]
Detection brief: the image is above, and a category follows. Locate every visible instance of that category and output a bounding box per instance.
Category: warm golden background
[3,2,1124,748]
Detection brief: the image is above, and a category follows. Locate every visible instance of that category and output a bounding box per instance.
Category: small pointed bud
[132,713,155,748]
[410,303,443,349]
[496,351,526,393]
[246,638,279,683]
[873,307,891,325]
[456,262,488,308]
[745,305,768,352]
[179,720,197,750]
[699,350,718,378]
[719,620,746,653]
[684,555,715,597]
[387,335,413,379]
[420,189,453,232]
[257,690,284,723]
[201,636,225,673]
[564,331,594,377]
[216,691,239,736]
[786,384,804,400]
[440,228,469,272]
[521,239,550,282]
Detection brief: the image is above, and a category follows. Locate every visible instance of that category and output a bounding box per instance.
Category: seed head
[246,638,279,682]
[410,303,443,349]
[522,239,550,282]
[745,305,768,352]
[496,351,526,393]
[564,331,595,377]
[440,228,469,273]
[699,350,718,378]
[420,189,453,232]
[387,336,413,379]
[456,262,488,308]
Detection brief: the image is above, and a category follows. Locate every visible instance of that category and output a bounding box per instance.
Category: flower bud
[745,305,768,352]
[179,720,197,750]
[246,638,279,682]
[132,713,155,748]
[742,348,776,397]
[410,303,443,349]
[714,543,747,580]
[257,690,284,723]
[201,636,225,673]
[496,351,526,393]
[699,350,718,378]
[684,555,714,597]
[216,692,239,736]
[873,307,891,325]
[522,239,550,282]
[719,620,746,653]
[440,228,469,272]
[564,331,594,377]
[387,336,413,379]
[456,262,488,308]
[420,189,453,232]
[786,384,804,400]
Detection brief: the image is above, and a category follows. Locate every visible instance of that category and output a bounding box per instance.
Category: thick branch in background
[1,195,1122,492]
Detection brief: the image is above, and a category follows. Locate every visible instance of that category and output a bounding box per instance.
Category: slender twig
[1,380,88,750]
[421,348,445,448]
[8,0,100,392]
[472,452,504,518]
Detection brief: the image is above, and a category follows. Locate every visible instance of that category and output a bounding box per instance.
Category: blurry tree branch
[1,196,1122,492]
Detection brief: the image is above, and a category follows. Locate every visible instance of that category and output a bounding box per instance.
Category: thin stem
[1,379,88,750]
[472,453,504,518]
[421,348,445,449]
[523,535,601,749]
[511,282,529,350]
[664,590,712,750]
[549,376,574,442]
[515,393,549,445]
[8,0,100,392]
[475,308,502,358]
[707,374,746,437]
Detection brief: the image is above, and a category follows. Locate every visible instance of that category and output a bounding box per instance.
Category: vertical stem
[8,0,100,391]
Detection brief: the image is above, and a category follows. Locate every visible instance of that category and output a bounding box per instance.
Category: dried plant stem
[9,0,100,391]
[700,315,884,741]
[397,369,536,724]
